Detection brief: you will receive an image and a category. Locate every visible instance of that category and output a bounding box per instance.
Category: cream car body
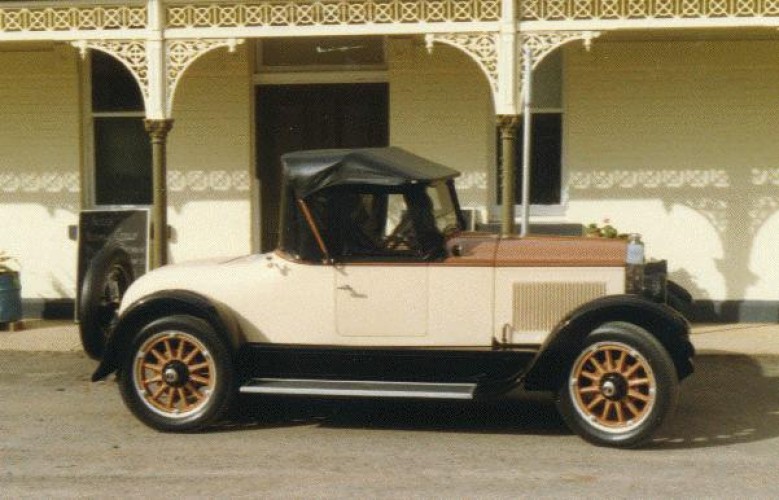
[91,147,693,448]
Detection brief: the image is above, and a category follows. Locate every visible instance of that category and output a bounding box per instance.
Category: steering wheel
[383,216,415,250]
[441,223,461,239]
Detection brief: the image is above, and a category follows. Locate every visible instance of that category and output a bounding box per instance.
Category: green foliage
[584,220,628,240]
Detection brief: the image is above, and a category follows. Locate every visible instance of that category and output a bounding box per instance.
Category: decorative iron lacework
[520,0,779,22]
[167,38,243,111]
[425,33,499,92]
[0,6,146,33]
[519,31,598,98]
[166,0,501,29]
[521,31,598,70]
[73,40,149,102]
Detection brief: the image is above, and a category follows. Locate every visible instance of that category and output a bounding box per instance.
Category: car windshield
[426,182,460,235]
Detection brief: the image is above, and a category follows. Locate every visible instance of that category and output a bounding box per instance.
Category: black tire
[118,315,236,432]
[667,280,693,318]
[79,244,134,360]
[556,322,679,448]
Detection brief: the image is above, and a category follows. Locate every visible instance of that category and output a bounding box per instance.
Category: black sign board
[76,209,150,315]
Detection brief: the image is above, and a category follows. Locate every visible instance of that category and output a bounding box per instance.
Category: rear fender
[522,294,694,391]
[91,290,243,381]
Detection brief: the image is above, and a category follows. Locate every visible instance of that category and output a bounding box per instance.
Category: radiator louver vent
[513,282,607,332]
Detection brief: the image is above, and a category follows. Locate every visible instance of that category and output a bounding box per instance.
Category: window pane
[94,118,152,205]
[91,51,144,112]
[260,36,385,68]
[496,113,562,205]
[426,183,458,233]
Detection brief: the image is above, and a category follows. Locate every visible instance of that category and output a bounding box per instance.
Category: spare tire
[79,244,135,360]
[667,280,693,319]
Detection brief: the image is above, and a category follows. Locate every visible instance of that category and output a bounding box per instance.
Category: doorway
[256,83,389,252]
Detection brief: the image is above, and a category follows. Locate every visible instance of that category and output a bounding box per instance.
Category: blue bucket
[0,272,22,323]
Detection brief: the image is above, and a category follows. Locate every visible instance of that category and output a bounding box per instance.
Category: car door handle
[337,284,366,298]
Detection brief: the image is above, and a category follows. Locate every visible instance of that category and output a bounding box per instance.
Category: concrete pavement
[2,319,779,355]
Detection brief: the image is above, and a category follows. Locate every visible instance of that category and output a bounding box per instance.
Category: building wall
[388,37,779,304]
[0,44,254,302]
[388,39,495,216]
[167,45,253,263]
[3,37,779,309]
[563,39,779,303]
[0,44,81,301]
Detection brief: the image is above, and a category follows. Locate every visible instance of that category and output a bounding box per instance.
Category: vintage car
[90,147,694,448]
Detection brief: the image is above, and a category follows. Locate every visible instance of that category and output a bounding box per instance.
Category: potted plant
[584,219,627,239]
[0,251,22,324]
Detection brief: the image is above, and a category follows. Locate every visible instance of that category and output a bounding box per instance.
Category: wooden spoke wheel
[119,315,235,432]
[557,322,678,448]
[133,331,216,419]
[569,342,656,433]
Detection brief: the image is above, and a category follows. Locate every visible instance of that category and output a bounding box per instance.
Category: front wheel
[118,315,236,432]
[556,322,679,448]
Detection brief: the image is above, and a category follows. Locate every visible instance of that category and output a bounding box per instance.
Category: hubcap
[162,361,189,387]
[569,341,656,433]
[133,331,216,419]
[601,380,617,398]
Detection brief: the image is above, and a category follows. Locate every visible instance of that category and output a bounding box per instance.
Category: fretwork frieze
[0,6,146,33]
[166,0,501,29]
[520,0,779,22]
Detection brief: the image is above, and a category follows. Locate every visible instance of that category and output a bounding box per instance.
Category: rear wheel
[118,315,236,432]
[557,322,678,448]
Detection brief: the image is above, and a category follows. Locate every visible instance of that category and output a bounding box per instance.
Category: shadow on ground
[225,353,779,448]
[651,352,779,449]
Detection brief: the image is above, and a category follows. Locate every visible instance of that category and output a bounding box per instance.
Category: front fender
[522,294,694,391]
[91,290,243,381]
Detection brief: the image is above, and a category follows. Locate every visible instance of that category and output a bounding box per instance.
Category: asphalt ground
[3,321,779,497]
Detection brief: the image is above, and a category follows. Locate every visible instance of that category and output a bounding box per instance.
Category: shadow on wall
[167,169,251,215]
[0,171,80,215]
[568,166,779,321]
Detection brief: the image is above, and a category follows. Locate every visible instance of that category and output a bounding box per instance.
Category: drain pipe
[520,45,533,237]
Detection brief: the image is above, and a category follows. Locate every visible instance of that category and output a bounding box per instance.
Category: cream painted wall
[167,45,253,263]
[564,40,779,302]
[3,37,778,307]
[0,44,253,301]
[0,44,81,300]
[388,38,494,219]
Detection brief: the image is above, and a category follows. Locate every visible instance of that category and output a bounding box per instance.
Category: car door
[335,264,428,338]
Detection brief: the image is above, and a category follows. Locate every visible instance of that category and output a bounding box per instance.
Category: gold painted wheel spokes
[570,342,656,434]
[133,331,216,419]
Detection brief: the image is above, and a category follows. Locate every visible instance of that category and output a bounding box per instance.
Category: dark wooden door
[256,83,389,252]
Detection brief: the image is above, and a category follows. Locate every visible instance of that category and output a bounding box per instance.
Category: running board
[240,378,477,400]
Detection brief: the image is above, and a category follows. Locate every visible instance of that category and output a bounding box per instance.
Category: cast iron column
[497,115,520,236]
[145,119,174,269]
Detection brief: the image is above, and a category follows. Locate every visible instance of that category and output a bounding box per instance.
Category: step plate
[240,378,476,400]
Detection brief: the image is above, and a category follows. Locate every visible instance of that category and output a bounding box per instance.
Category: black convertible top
[281,147,460,198]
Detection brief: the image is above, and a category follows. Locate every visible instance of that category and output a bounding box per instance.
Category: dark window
[91,51,150,206]
[91,51,144,113]
[497,113,562,205]
[496,50,563,206]
[94,118,152,205]
[283,185,445,263]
